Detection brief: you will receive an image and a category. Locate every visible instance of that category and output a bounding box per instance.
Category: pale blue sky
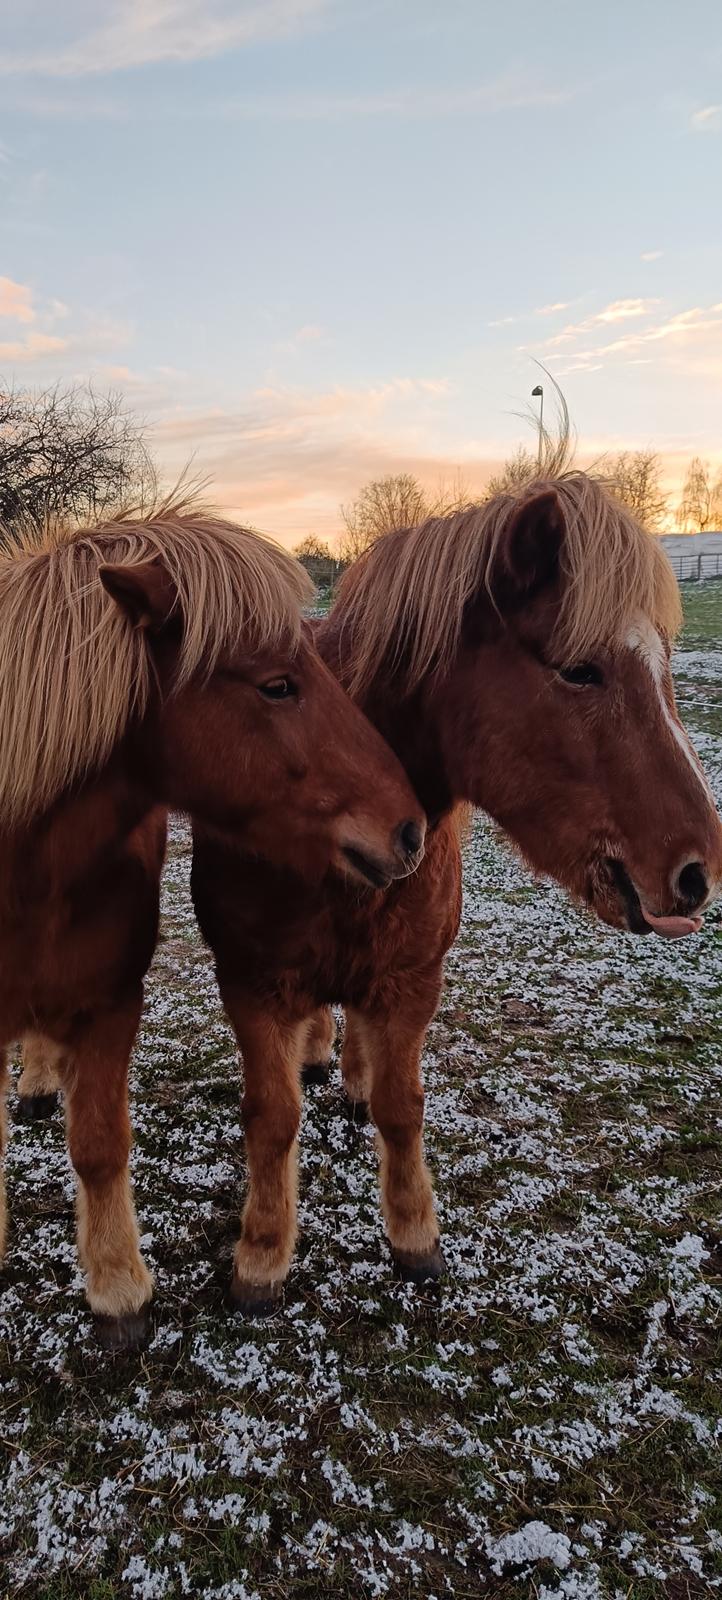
[1,0,721,540]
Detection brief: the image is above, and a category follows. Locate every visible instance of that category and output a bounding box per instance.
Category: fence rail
[668,553,722,583]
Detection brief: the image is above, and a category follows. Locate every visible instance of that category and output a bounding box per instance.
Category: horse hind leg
[301,1006,336,1087]
[360,1009,444,1284]
[58,990,153,1351]
[16,1032,64,1121]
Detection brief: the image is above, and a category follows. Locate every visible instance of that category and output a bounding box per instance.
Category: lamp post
[531,384,544,469]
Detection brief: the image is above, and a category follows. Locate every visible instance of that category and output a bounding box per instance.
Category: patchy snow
[1,619,721,1596]
[486,1519,573,1573]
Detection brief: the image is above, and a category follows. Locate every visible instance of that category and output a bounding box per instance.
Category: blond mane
[334,471,682,699]
[0,502,312,826]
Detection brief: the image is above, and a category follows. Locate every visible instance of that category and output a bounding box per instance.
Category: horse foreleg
[340,1007,373,1119]
[360,1010,443,1283]
[301,1006,336,1087]
[58,989,153,1350]
[16,1032,64,1121]
[0,1050,8,1260]
[222,994,304,1316]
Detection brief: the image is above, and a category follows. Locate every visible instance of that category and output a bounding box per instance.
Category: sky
[1,0,721,543]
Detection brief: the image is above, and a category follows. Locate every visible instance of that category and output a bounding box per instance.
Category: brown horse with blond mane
[0,505,424,1347]
[183,467,722,1313]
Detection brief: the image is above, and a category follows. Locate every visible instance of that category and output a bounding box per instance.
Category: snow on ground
[1,596,721,1598]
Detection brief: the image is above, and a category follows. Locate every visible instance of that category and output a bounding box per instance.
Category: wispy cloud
[593,298,660,324]
[690,104,721,132]
[273,323,327,354]
[0,330,68,362]
[489,297,583,329]
[0,276,128,367]
[218,73,575,121]
[151,376,466,540]
[1,60,573,125]
[0,0,330,78]
[640,250,663,262]
[5,90,132,120]
[539,298,662,349]
[293,324,324,343]
[0,275,35,323]
[4,74,574,124]
[533,298,722,379]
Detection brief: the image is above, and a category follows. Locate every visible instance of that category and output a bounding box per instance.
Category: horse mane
[0,498,312,826]
[333,470,682,699]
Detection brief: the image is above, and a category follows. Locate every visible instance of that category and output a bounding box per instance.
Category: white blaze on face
[625,616,716,807]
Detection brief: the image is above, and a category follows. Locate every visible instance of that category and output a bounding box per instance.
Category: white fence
[668,552,722,583]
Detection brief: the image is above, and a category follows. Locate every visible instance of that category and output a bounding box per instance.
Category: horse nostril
[675,861,708,912]
[398,820,423,859]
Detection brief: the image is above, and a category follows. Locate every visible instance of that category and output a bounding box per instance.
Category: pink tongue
[641,908,703,939]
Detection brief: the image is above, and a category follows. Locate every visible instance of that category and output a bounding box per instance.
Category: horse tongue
[641,907,703,939]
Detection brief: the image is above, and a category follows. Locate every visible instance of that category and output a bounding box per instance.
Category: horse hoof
[392,1244,445,1284]
[345,1097,368,1127]
[94,1302,152,1353]
[16,1092,60,1122]
[301,1062,330,1088]
[229,1275,283,1319]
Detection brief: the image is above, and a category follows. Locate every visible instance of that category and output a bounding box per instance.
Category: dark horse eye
[259,677,296,700]
[558,662,604,687]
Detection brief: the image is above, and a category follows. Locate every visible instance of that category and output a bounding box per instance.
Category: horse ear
[497,489,565,606]
[100,561,178,631]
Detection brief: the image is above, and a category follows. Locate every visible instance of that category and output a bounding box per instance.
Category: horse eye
[259,677,296,700]
[558,663,604,687]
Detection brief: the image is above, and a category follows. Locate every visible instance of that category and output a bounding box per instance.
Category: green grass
[681,578,722,645]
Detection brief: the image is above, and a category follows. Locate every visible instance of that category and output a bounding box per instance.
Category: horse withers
[0,506,424,1348]
[188,474,722,1310]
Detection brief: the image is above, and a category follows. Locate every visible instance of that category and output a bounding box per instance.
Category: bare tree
[676,456,722,532]
[431,469,474,515]
[0,381,156,534]
[604,449,668,530]
[486,445,539,497]
[292,534,333,560]
[339,474,430,562]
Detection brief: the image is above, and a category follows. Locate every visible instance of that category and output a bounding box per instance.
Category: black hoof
[16,1091,60,1122]
[301,1062,331,1088]
[392,1244,446,1284]
[94,1302,152,1353]
[345,1097,369,1127]
[229,1275,283,1319]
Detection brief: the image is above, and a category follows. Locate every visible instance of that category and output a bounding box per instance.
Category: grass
[679,579,722,646]
[1,585,721,1599]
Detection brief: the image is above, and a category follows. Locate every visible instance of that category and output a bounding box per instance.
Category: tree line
[298,449,722,567]
[0,381,719,561]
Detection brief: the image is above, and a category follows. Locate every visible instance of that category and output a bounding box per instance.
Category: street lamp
[531,384,544,469]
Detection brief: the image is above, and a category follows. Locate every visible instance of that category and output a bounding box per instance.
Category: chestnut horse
[183,474,722,1313]
[0,506,424,1347]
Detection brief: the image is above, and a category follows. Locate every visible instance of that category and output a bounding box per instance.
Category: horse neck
[317,618,454,823]
[0,741,158,910]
